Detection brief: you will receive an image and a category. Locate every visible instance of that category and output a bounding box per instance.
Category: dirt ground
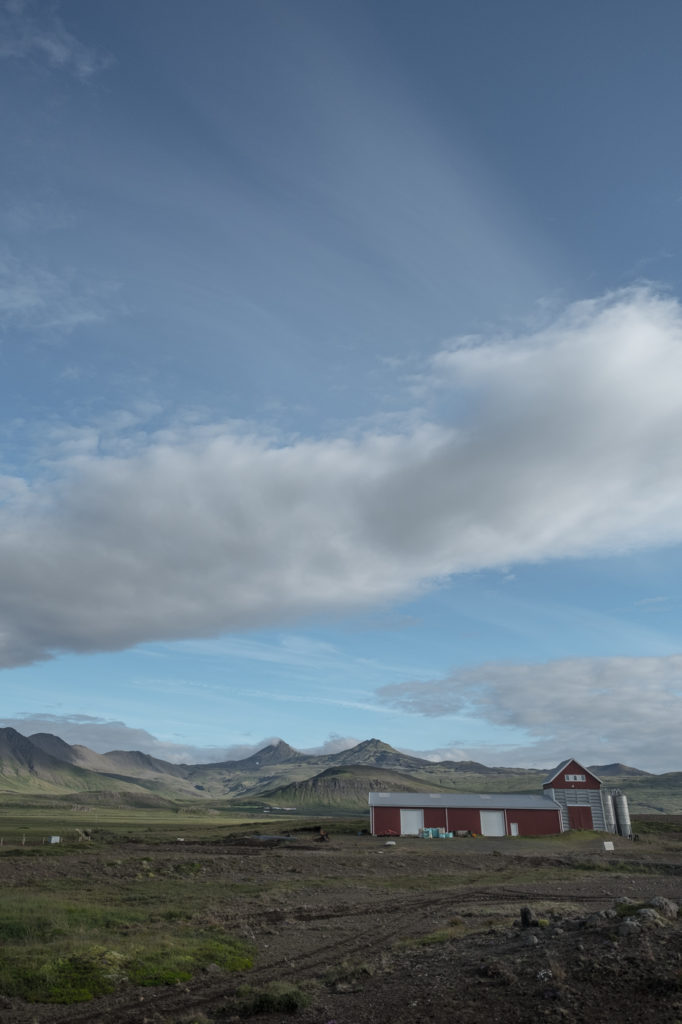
[2,828,682,1024]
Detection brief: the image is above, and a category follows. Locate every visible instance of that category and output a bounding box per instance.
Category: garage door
[568,806,593,830]
[400,809,424,835]
[479,810,506,836]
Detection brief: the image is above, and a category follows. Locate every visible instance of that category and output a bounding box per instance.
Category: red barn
[369,757,631,837]
[542,758,630,835]
[369,791,562,837]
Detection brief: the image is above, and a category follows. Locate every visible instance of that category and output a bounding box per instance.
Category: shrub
[237,981,310,1015]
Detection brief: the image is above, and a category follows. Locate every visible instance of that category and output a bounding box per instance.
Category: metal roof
[542,758,602,786]
[542,759,572,785]
[368,792,560,811]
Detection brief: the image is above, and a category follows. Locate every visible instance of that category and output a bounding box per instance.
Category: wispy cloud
[157,633,434,685]
[3,288,682,669]
[0,252,113,335]
[378,654,682,772]
[0,0,112,79]
[234,687,396,716]
[635,596,671,608]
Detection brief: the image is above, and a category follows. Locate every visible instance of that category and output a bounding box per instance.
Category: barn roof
[368,792,560,810]
[543,758,602,786]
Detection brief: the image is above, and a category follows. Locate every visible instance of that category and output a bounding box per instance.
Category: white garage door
[400,809,424,835]
[479,810,506,836]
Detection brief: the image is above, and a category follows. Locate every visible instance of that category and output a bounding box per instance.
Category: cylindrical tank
[602,790,617,834]
[614,792,632,837]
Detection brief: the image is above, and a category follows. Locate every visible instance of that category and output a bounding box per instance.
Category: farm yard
[0,812,681,1023]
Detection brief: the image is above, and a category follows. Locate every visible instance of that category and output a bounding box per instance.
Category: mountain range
[0,728,678,814]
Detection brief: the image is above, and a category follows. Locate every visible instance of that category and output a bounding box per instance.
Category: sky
[1,0,682,773]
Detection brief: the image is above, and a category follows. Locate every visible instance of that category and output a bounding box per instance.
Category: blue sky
[1,0,682,771]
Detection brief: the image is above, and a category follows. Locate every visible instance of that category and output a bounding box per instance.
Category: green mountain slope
[255,764,455,812]
[0,729,153,796]
[2,729,680,814]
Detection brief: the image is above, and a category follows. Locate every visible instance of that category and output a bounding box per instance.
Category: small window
[565,773,586,782]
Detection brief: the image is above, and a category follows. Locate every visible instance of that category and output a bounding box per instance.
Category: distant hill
[89,749,189,778]
[29,732,83,764]
[0,728,679,814]
[212,740,310,771]
[589,763,652,778]
[0,728,152,796]
[437,759,500,773]
[322,738,430,771]
[256,764,454,812]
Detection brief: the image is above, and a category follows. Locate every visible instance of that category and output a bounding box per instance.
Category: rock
[520,906,538,928]
[647,896,678,919]
[521,932,539,946]
[479,960,517,983]
[618,918,641,937]
[636,908,665,928]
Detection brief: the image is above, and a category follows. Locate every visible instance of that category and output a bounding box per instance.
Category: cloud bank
[378,654,682,773]
[3,287,682,668]
[0,714,360,765]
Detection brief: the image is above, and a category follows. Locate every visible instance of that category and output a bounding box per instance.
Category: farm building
[542,758,631,835]
[369,791,561,837]
[369,757,631,838]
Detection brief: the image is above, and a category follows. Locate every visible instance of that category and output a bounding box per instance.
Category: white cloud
[377,654,682,773]
[0,713,191,759]
[3,287,682,668]
[395,744,473,764]
[302,733,362,756]
[0,714,360,764]
[0,0,111,79]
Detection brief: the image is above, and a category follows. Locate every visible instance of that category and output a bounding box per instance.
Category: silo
[602,790,617,834]
[614,792,632,837]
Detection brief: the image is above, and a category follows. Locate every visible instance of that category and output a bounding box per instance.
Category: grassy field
[0,803,300,847]
[0,804,370,1008]
[0,804,272,1004]
[0,803,678,1016]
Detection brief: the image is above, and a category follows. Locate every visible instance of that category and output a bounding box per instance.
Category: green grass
[632,815,682,835]
[0,880,253,1003]
[0,935,253,1003]
[0,805,362,1006]
[235,981,311,1015]
[0,801,293,847]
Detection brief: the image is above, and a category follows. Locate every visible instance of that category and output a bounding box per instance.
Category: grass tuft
[236,981,311,1015]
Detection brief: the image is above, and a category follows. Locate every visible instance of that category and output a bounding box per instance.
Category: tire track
[31,886,617,1024]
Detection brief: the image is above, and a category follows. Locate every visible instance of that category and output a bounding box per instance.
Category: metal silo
[602,790,617,834]
[614,792,632,837]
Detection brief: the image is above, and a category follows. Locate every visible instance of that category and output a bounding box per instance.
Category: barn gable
[542,758,612,832]
[542,758,603,791]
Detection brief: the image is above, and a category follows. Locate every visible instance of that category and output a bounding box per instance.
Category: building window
[565,773,586,782]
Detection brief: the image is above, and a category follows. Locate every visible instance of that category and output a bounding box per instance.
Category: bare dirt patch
[1,828,681,1023]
